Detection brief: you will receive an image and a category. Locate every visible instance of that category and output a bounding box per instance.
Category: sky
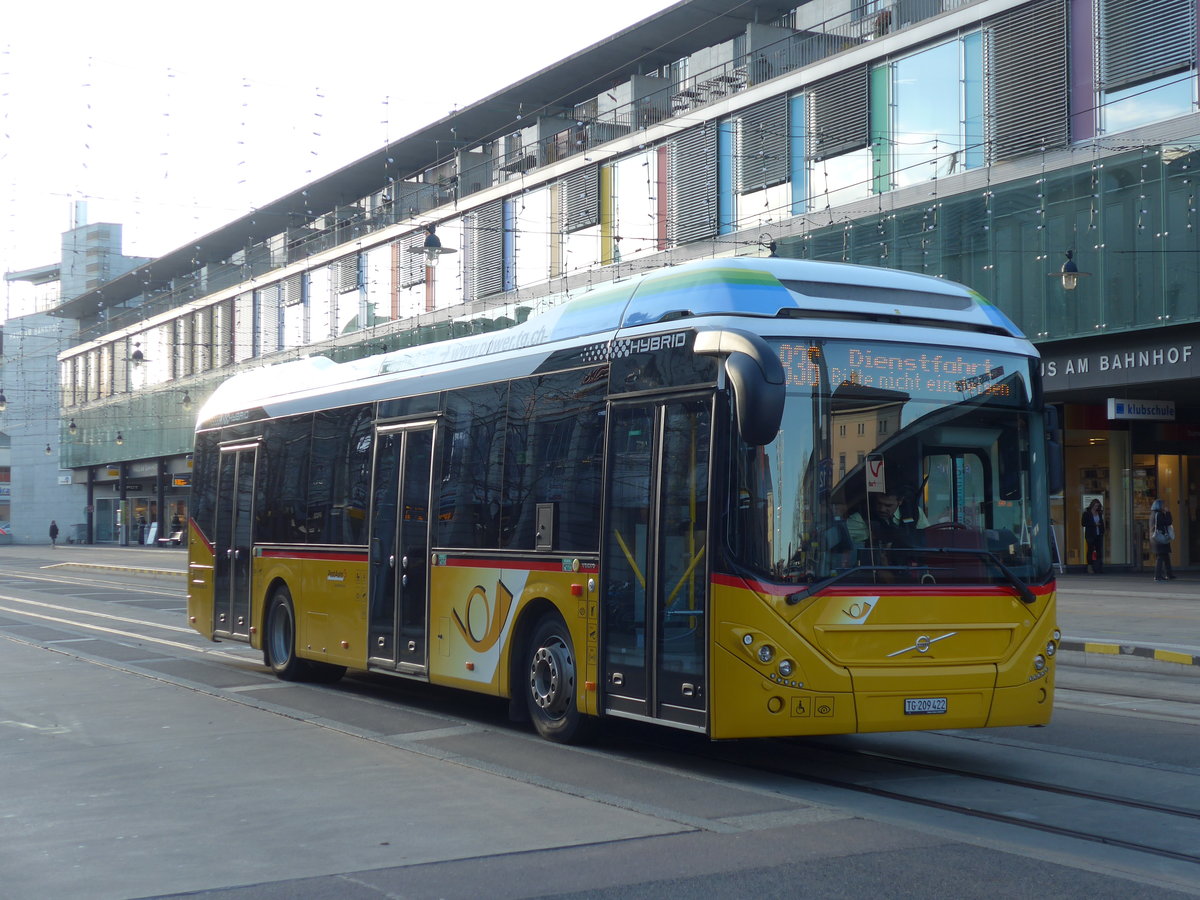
[0,0,680,322]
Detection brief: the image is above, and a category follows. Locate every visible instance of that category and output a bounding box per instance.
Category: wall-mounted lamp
[115,431,124,446]
[44,444,52,456]
[1049,250,1090,291]
[182,391,193,410]
[408,223,458,267]
[0,389,6,412]
[68,419,78,435]
[130,342,146,366]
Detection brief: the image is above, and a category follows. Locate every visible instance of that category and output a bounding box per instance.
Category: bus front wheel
[266,587,307,680]
[525,614,592,743]
[265,587,345,683]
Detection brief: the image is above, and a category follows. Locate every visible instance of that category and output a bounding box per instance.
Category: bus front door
[213,442,257,640]
[368,423,435,673]
[602,398,710,731]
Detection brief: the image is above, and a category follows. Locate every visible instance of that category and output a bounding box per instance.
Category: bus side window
[190,431,221,544]
[258,414,313,544]
[438,384,506,550]
[308,405,371,545]
[502,370,606,552]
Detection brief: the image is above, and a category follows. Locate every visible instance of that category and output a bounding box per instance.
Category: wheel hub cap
[531,642,572,715]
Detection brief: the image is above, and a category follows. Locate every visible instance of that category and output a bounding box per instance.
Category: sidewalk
[1053,569,1200,675]
[2,543,1197,675]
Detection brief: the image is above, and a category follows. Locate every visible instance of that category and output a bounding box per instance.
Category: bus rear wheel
[525,614,592,743]
[265,586,345,683]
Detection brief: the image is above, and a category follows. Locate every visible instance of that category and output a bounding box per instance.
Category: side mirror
[695,330,785,447]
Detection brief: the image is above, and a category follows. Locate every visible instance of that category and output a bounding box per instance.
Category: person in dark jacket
[1150,498,1176,582]
[1081,499,1105,573]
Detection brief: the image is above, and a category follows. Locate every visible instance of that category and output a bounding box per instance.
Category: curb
[1059,638,1200,671]
[45,562,186,579]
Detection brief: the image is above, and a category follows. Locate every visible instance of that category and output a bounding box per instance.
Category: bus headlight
[758,644,775,664]
[1045,640,1057,657]
[778,659,794,678]
[1052,629,1062,641]
[1033,654,1046,672]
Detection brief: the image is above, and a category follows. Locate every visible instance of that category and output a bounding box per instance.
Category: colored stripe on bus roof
[623,265,789,326]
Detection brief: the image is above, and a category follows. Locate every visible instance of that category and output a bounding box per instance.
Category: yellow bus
[187,257,1060,742]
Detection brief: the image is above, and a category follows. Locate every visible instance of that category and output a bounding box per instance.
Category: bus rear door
[368,423,436,674]
[213,441,258,640]
[602,397,711,731]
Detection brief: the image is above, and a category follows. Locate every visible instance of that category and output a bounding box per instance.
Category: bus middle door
[601,397,711,731]
[368,423,435,673]
[213,441,258,640]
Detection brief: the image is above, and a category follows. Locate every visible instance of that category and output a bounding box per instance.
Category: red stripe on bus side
[440,557,591,573]
[259,548,370,563]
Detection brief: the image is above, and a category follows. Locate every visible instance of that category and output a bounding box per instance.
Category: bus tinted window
[438,384,507,549]
[258,415,313,544]
[731,339,1051,585]
[190,431,220,543]
[307,406,373,545]
[503,369,606,551]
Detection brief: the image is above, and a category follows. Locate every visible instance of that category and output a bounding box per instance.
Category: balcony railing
[74,0,972,346]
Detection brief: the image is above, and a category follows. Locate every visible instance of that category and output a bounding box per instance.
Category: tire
[265,587,309,681]
[264,587,346,684]
[524,614,593,743]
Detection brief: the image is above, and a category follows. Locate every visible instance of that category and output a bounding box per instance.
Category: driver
[847,489,928,549]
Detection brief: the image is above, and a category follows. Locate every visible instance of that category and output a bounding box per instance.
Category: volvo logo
[887,632,957,658]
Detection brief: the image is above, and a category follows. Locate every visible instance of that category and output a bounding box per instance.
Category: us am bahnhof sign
[1039,327,1200,394]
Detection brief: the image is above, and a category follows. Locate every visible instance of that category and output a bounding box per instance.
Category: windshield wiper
[920,547,1036,604]
[785,549,1036,605]
[786,565,914,604]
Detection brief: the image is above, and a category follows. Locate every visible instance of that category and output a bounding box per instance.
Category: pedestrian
[1150,498,1176,582]
[1081,499,1104,573]
[49,520,59,548]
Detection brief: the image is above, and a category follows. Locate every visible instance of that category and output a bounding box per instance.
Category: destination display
[775,341,1032,404]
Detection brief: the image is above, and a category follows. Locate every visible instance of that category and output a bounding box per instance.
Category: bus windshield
[731,337,1053,588]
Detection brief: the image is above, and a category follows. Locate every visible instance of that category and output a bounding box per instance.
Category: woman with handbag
[1150,498,1176,582]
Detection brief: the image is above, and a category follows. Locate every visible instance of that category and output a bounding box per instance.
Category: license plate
[904,697,948,715]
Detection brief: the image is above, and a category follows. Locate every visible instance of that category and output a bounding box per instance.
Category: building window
[872,33,984,191]
[1097,0,1196,135]
[1101,73,1195,134]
